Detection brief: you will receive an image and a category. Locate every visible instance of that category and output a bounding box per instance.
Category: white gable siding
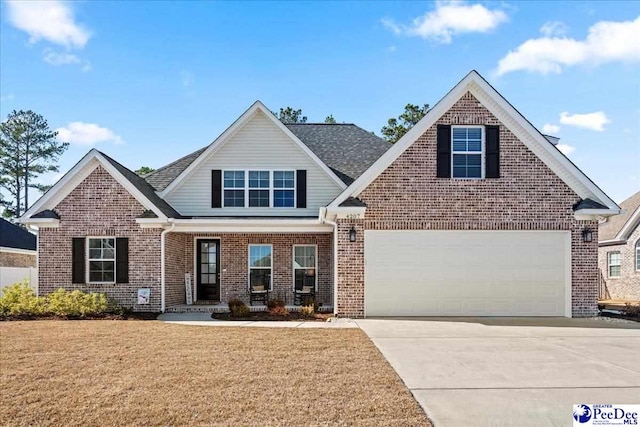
[165,110,343,216]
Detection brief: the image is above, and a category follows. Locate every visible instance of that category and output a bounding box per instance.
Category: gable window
[223,170,245,207]
[636,240,639,271]
[248,171,270,207]
[293,245,317,291]
[273,171,295,207]
[452,126,484,179]
[249,244,272,291]
[608,251,621,278]
[88,238,115,283]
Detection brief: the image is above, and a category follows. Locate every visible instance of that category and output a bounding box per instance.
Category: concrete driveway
[357,317,640,427]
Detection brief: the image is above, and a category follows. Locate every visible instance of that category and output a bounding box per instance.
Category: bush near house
[0,282,111,319]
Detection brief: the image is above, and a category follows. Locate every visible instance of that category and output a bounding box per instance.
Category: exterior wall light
[582,227,593,243]
[349,227,357,242]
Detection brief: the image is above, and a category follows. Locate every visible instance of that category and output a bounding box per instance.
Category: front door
[196,239,220,301]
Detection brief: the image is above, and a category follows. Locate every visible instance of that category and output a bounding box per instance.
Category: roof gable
[599,191,640,242]
[328,70,620,215]
[159,101,346,197]
[20,149,175,222]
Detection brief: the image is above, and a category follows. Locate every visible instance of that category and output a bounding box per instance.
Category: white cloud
[5,0,91,49]
[56,122,123,145]
[542,124,561,134]
[540,21,568,37]
[382,1,508,43]
[556,144,575,155]
[497,16,640,75]
[42,49,91,71]
[559,111,610,132]
[1,94,15,103]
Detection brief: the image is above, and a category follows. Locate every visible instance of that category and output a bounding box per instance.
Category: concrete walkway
[157,312,358,328]
[357,317,640,427]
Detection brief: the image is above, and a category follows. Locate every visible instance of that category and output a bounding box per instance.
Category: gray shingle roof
[99,151,183,218]
[599,191,640,242]
[574,199,609,211]
[339,197,367,207]
[286,124,391,185]
[32,209,60,219]
[0,218,36,251]
[144,147,207,191]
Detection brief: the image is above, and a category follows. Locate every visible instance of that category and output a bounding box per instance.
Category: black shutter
[116,238,129,283]
[296,170,307,208]
[436,125,452,178]
[485,125,500,178]
[72,238,85,284]
[211,170,222,208]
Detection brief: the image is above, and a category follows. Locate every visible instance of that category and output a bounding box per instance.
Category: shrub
[269,305,289,316]
[0,281,46,316]
[267,298,285,310]
[46,288,109,317]
[301,297,319,312]
[622,303,640,319]
[229,300,250,318]
[300,304,315,318]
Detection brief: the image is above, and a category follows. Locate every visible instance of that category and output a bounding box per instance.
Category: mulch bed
[211,311,332,321]
[0,312,159,321]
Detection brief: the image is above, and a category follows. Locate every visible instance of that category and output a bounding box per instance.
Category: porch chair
[294,275,315,306]
[249,271,270,306]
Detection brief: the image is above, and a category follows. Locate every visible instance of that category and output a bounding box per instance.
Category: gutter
[160,219,176,313]
[319,207,338,316]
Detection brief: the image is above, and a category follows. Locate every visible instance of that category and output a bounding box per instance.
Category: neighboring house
[18,71,620,318]
[598,191,640,301]
[0,218,37,291]
[0,218,36,268]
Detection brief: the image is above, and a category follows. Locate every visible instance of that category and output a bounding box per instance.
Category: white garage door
[364,231,571,317]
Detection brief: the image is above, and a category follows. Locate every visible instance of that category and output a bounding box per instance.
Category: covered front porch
[162,224,334,311]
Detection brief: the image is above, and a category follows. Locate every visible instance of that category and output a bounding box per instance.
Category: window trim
[607,251,621,278]
[86,236,116,284]
[222,169,296,208]
[292,244,318,292]
[635,240,640,272]
[248,244,273,291]
[451,125,485,180]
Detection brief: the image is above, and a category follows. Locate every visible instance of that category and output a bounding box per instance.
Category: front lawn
[0,321,430,426]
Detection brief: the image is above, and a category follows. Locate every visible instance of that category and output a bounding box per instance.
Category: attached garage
[364,230,571,317]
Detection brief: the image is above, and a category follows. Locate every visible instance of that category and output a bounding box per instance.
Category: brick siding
[38,166,163,312]
[336,91,599,318]
[598,225,640,300]
[165,233,333,307]
[0,251,36,268]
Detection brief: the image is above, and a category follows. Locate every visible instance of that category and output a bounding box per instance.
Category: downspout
[319,207,339,316]
[27,224,39,297]
[160,219,176,313]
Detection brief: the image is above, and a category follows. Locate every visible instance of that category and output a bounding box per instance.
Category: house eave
[16,218,60,228]
[167,218,333,233]
[598,239,626,247]
[574,208,620,221]
[325,206,366,220]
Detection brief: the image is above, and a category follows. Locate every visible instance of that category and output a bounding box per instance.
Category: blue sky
[1,1,639,203]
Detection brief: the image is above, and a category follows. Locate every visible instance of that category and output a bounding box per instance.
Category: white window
[452,126,484,179]
[248,170,270,207]
[249,245,272,290]
[293,245,317,291]
[636,240,639,271]
[608,251,621,278]
[87,237,116,283]
[223,170,245,207]
[273,171,295,208]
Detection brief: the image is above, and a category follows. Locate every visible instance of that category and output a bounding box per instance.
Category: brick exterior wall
[164,233,333,307]
[38,166,163,312]
[336,91,599,318]
[598,225,640,300]
[0,251,36,268]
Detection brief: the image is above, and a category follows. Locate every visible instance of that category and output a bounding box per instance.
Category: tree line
[0,103,429,220]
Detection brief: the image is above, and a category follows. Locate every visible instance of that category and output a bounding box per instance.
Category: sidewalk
[157,312,359,328]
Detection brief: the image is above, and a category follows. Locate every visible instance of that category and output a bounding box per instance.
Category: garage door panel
[364,231,570,317]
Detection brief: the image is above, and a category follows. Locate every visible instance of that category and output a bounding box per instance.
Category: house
[598,191,640,301]
[0,218,36,268]
[18,71,620,318]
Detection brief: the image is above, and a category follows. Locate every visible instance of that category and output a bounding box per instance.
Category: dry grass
[0,321,430,426]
